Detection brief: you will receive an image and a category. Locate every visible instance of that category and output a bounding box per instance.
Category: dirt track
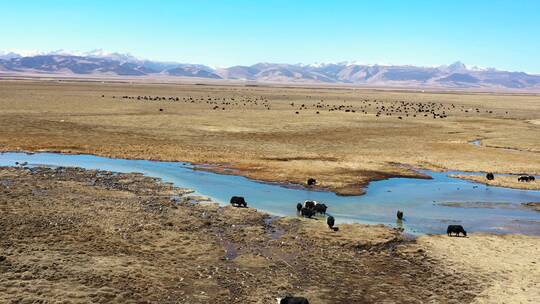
[0,166,486,303]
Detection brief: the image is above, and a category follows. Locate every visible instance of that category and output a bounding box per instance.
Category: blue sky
[1,0,539,72]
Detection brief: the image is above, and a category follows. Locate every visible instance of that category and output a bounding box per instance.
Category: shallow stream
[1,152,539,235]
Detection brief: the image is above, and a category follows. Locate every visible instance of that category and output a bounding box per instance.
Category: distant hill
[1,51,539,90]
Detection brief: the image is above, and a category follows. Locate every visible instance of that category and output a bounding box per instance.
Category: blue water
[1,152,539,235]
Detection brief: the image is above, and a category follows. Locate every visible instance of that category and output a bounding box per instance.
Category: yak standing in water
[303,200,316,209]
[301,207,316,218]
[313,202,327,214]
[396,210,404,220]
[296,203,303,212]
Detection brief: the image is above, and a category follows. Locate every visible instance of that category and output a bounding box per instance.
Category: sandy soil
[417,234,540,304]
[0,166,490,303]
[1,80,540,195]
[450,174,540,190]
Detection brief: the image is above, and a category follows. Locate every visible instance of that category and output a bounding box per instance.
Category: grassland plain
[1,79,539,194]
[1,79,539,303]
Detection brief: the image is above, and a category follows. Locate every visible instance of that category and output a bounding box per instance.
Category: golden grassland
[4,166,538,303]
[1,79,539,194]
[418,234,540,304]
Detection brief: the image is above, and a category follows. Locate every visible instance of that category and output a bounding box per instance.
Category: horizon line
[1,48,539,75]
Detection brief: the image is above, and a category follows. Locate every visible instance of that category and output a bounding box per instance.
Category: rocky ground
[0,166,490,303]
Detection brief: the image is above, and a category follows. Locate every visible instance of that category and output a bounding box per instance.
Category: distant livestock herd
[485,172,536,183]
[104,93,507,119]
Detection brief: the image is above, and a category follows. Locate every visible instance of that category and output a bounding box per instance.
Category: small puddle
[1,152,539,235]
[223,240,238,260]
[215,228,238,260]
[263,216,285,240]
[469,139,482,146]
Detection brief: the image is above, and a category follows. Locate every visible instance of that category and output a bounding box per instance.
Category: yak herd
[109,94,272,111]
[106,93,505,120]
[518,175,536,182]
[214,170,539,303]
[225,172,538,238]
[485,172,536,182]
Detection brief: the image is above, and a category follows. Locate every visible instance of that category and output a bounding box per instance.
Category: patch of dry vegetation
[417,234,540,304]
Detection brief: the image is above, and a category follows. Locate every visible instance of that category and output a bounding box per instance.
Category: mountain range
[1,50,539,90]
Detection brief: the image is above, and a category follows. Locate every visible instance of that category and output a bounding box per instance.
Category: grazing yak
[396,210,404,220]
[296,203,303,212]
[277,296,309,304]
[327,215,335,230]
[518,176,535,182]
[307,178,317,186]
[230,196,247,208]
[486,172,494,180]
[447,225,467,237]
[518,176,530,182]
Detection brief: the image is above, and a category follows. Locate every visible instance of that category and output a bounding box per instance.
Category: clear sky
[2,0,539,72]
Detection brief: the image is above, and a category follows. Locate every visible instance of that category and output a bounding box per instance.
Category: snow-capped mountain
[1,50,539,90]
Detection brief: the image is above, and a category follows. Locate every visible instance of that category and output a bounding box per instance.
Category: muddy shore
[1,166,538,303]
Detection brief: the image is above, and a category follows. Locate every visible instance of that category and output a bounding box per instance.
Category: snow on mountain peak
[0,49,140,62]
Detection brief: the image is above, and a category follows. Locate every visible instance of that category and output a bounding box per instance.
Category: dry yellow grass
[1,79,539,194]
[418,234,540,304]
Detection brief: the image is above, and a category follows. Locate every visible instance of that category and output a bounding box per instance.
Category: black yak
[301,207,316,218]
[447,225,467,237]
[313,203,327,214]
[327,215,335,229]
[303,200,315,209]
[518,176,530,182]
[277,296,309,304]
[230,196,247,207]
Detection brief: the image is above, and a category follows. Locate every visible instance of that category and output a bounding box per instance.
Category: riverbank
[450,174,540,191]
[2,166,539,303]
